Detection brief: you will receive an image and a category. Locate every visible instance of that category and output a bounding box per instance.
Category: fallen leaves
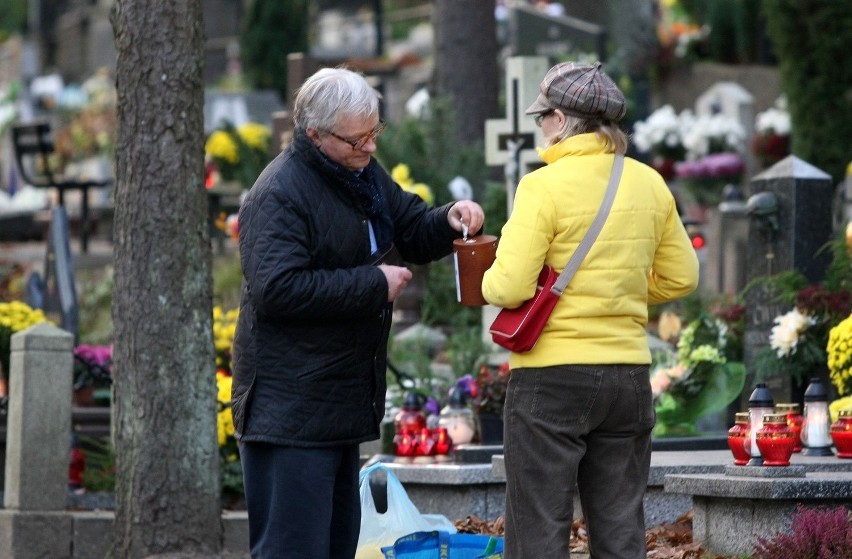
[455,511,730,559]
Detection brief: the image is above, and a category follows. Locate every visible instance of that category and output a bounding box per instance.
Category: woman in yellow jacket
[482,61,699,559]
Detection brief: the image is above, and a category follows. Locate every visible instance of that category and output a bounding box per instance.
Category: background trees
[761,0,852,183]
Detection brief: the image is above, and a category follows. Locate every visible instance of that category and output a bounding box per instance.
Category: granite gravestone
[506,4,606,61]
[742,155,834,405]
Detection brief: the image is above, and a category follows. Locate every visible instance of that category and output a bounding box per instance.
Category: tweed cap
[525,61,626,122]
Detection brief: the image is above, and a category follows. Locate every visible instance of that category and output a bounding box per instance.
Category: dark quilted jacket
[230,129,458,447]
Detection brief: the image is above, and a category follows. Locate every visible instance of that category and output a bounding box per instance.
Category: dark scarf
[294,129,394,249]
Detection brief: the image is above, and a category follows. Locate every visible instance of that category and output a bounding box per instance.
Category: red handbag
[488,265,560,352]
[488,155,624,352]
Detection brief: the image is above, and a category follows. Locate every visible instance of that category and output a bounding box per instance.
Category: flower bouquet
[205,121,272,188]
[0,301,51,386]
[751,97,791,168]
[827,312,852,421]
[631,105,689,180]
[651,314,745,437]
[212,306,243,501]
[752,278,852,387]
[675,112,747,205]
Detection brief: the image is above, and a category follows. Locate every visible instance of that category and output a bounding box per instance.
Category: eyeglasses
[534,110,555,127]
[326,120,387,150]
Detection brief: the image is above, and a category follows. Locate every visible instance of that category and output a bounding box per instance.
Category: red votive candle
[756,413,796,466]
[776,402,803,452]
[727,412,750,466]
[830,409,852,458]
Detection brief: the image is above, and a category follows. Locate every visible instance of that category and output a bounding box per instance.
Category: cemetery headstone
[0,322,75,558]
[506,4,606,61]
[742,155,834,404]
[695,81,756,179]
[485,56,550,215]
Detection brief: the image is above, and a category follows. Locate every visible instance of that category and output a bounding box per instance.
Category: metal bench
[11,121,113,253]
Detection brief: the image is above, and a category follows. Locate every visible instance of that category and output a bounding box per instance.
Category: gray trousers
[503,364,654,559]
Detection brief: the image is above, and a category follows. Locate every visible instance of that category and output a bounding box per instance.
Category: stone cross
[485,56,550,215]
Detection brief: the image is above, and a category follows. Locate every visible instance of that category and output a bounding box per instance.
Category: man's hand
[378,264,413,302]
[448,200,486,237]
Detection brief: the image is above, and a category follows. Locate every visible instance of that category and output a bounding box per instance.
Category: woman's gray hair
[551,114,629,155]
[293,67,382,132]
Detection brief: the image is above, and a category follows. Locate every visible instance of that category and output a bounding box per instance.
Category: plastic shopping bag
[355,463,456,559]
[381,530,503,559]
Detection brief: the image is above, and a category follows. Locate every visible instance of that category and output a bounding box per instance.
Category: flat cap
[525,61,626,122]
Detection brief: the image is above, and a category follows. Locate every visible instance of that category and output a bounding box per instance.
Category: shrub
[752,504,852,559]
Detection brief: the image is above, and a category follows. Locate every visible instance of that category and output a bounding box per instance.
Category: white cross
[485,56,550,214]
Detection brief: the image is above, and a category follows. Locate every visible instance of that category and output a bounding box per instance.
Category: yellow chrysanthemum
[205,130,239,163]
[827,313,852,396]
[410,183,434,205]
[212,306,239,372]
[830,395,852,423]
[391,163,412,185]
[216,372,235,447]
[238,122,271,151]
[0,301,51,332]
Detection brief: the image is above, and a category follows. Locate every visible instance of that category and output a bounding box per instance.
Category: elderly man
[231,66,485,559]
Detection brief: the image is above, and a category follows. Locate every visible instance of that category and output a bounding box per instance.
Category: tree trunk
[433,0,499,146]
[110,1,220,557]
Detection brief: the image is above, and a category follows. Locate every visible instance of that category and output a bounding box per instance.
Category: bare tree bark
[110,1,220,556]
[433,0,500,145]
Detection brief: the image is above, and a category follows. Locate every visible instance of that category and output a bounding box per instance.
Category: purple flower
[424,396,440,417]
[675,152,744,179]
[73,344,112,367]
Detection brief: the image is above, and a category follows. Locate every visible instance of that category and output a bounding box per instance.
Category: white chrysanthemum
[682,112,746,158]
[769,308,816,358]
[632,105,685,154]
[755,97,791,136]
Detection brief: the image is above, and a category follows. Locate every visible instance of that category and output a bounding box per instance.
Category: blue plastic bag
[381,530,503,559]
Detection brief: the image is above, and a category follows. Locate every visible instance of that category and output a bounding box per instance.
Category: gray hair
[551,114,628,155]
[293,67,382,132]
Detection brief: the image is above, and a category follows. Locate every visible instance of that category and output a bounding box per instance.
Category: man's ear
[306,127,322,145]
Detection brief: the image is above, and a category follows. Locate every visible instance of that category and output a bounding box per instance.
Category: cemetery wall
[654,62,781,115]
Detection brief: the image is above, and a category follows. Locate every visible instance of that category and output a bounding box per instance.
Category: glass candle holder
[830,409,852,459]
[415,427,437,457]
[433,427,453,456]
[775,403,803,452]
[438,386,476,445]
[394,392,427,435]
[747,383,775,465]
[801,378,834,456]
[727,412,751,466]
[393,429,417,460]
[755,413,796,467]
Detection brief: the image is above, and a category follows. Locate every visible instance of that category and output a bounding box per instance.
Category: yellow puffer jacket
[482,133,699,368]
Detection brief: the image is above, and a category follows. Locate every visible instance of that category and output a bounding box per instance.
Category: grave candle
[727,412,750,466]
[775,402,803,452]
[801,377,834,456]
[747,383,774,466]
[830,409,852,458]
[755,413,796,466]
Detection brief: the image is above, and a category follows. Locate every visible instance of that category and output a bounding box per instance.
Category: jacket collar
[538,132,608,165]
